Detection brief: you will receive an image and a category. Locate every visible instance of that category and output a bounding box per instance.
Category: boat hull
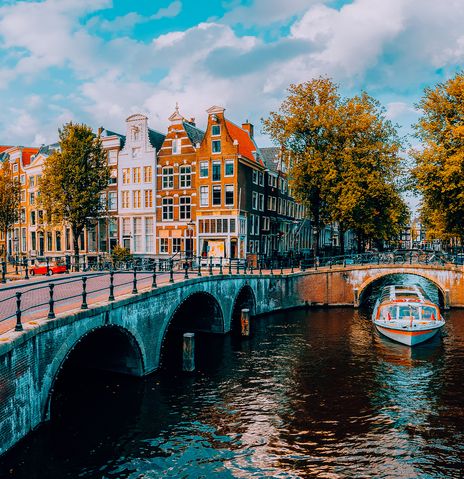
[374,323,442,346]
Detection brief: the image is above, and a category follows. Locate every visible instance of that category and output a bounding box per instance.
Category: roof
[100,127,126,148]
[183,121,204,146]
[260,147,281,171]
[21,147,40,166]
[224,120,263,165]
[0,146,13,153]
[148,128,166,151]
[37,143,60,156]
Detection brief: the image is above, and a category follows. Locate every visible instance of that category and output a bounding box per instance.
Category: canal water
[1,275,464,478]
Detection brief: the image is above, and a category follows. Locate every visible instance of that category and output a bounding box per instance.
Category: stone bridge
[1,262,463,456]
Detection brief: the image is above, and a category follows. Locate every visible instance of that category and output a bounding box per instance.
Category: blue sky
[0,0,463,150]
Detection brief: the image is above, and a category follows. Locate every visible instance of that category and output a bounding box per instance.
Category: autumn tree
[412,72,464,244]
[39,123,109,269]
[0,160,20,259]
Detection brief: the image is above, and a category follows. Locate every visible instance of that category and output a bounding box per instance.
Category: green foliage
[412,72,464,241]
[262,78,408,253]
[111,244,132,263]
[39,122,109,260]
[0,160,20,257]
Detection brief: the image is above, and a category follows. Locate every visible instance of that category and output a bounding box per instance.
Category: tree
[263,78,408,255]
[262,78,343,256]
[39,123,109,269]
[0,160,20,259]
[412,72,464,244]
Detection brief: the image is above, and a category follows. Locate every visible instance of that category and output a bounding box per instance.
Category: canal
[1,275,463,478]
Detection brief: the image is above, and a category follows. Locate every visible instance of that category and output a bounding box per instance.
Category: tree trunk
[72,226,81,272]
[356,231,363,254]
[339,223,345,256]
[3,227,7,260]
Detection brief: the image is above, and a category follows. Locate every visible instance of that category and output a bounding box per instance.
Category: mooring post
[81,276,88,309]
[132,266,138,294]
[109,270,115,300]
[47,283,55,319]
[182,332,195,372]
[15,292,23,332]
[241,308,250,337]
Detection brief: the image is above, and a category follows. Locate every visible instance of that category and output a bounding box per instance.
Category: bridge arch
[357,271,446,307]
[41,324,145,421]
[231,283,256,333]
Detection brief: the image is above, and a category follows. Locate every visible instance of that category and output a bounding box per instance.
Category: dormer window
[212,125,221,136]
[172,138,181,155]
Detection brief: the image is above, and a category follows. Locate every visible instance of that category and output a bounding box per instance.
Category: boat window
[381,306,396,320]
[421,306,437,320]
[398,305,420,320]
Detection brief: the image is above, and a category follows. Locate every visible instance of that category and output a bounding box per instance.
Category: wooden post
[182,332,195,372]
[241,308,250,337]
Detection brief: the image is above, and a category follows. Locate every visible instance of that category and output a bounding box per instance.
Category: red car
[29,262,67,276]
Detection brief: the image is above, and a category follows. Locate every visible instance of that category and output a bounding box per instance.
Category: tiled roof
[100,127,126,148]
[37,143,60,156]
[225,120,263,165]
[260,147,281,172]
[21,147,40,166]
[0,146,12,153]
[148,128,166,151]
[183,121,204,146]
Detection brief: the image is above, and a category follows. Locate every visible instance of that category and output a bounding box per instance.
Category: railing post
[209,257,213,276]
[109,270,115,301]
[48,283,55,319]
[24,258,29,280]
[46,257,50,276]
[198,256,202,276]
[243,260,247,275]
[132,266,138,294]
[2,260,6,283]
[259,259,263,275]
[219,257,223,275]
[152,264,157,289]
[229,259,232,275]
[15,254,19,275]
[184,262,189,280]
[169,259,174,283]
[236,259,240,274]
[81,277,88,309]
[250,262,253,274]
[280,260,284,275]
[15,292,23,331]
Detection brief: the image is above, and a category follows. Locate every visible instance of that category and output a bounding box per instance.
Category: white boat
[372,285,445,346]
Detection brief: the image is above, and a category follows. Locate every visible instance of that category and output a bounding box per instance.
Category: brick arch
[357,270,447,306]
[40,324,145,422]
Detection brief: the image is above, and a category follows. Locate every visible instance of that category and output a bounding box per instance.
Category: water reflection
[1,275,463,478]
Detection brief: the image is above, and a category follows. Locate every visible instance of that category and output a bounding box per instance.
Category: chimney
[188,117,196,126]
[242,120,254,138]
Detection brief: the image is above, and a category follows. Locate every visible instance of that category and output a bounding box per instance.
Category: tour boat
[372,285,445,346]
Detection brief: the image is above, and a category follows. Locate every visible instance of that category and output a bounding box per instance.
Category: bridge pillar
[353,288,359,308]
[444,290,450,310]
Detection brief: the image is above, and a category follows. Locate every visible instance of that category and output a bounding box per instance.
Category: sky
[0,0,463,151]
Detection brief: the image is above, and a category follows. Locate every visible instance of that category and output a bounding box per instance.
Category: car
[29,262,67,276]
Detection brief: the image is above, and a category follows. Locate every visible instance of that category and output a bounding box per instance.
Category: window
[173,238,181,253]
[259,193,264,211]
[122,191,130,208]
[133,190,141,208]
[172,138,181,154]
[180,166,191,188]
[30,211,36,226]
[55,231,62,252]
[212,140,221,154]
[200,161,209,178]
[133,167,141,183]
[259,172,264,186]
[145,218,154,252]
[255,215,260,234]
[225,160,234,176]
[144,189,153,208]
[20,190,26,202]
[108,192,117,211]
[38,210,43,224]
[162,198,173,220]
[160,238,168,253]
[180,197,191,220]
[252,191,258,210]
[47,232,52,251]
[263,216,270,230]
[249,240,254,253]
[162,167,174,189]
[20,174,25,185]
[250,215,254,235]
[122,168,130,184]
[122,218,131,235]
[212,161,221,181]
[108,150,117,164]
[200,186,209,206]
[13,163,18,173]
[133,218,142,251]
[109,170,117,184]
[225,185,234,206]
[252,170,258,184]
[29,176,35,187]
[230,218,236,233]
[100,192,106,209]
[31,231,36,251]
[29,192,35,205]
[212,185,221,205]
[144,166,152,182]
[212,125,221,136]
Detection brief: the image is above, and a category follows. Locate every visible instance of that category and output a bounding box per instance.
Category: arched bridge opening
[48,326,144,424]
[358,273,445,309]
[160,291,224,369]
[231,285,256,334]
